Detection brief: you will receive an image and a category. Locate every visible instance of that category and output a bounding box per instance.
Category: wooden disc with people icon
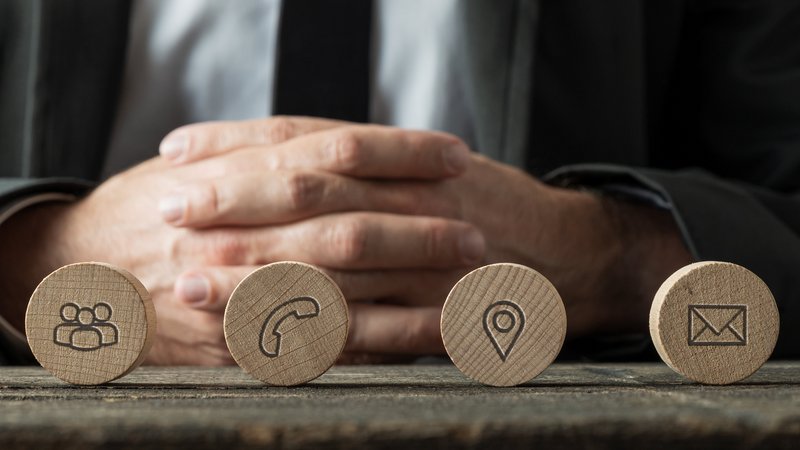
[25,262,157,385]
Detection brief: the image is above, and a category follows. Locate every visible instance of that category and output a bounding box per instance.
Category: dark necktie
[272,0,373,123]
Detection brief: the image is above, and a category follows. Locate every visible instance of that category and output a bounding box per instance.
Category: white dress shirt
[103,0,477,177]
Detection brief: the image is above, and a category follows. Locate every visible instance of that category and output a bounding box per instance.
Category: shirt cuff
[0,193,77,363]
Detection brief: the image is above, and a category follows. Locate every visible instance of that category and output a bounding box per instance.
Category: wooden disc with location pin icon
[224,261,349,386]
[25,262,157,385]
[650,261,779,385]
[441,263,567,387]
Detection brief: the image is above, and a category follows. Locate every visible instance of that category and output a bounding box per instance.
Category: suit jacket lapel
[458,0,539,168]
[529,0,646,175]
[28,0,130,179]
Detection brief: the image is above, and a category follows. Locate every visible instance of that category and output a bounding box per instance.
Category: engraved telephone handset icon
[259,297,321,357]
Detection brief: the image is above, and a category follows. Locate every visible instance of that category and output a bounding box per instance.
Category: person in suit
[1,0,798,365]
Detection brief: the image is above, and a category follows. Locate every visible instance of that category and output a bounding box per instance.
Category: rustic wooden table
[1,363,799,449]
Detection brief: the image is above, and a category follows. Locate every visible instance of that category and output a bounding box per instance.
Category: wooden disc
[224,262,349,386]
[441,263,566,387]
[25,262,157,385]
[649,261,779,385]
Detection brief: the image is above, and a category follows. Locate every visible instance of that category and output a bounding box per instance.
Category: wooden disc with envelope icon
[25,262,157,385]
[649,261,779,385]
[224,262,349,386]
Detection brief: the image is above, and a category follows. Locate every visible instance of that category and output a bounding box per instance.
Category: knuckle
[205,232,247,265]
[284,172,324,213]
[398,129,421,153]
[201,275,223,308]
[191,182,222,222]
[328,218,368,265]
[424,219,450,261]
[326,129,363,172]
[400,130,430,161]
[163,228,193,263]
[262,116,296,144]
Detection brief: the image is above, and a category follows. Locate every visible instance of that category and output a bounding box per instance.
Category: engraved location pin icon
[483,300,526,362]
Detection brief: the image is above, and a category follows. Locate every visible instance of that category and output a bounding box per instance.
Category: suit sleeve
[0,179,94,206]
[544,0,800,358]
[0,178,94,364]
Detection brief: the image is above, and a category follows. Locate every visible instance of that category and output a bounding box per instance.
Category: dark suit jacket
[2,0,800,361]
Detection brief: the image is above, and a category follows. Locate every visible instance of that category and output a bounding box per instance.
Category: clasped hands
[16,116,690,365]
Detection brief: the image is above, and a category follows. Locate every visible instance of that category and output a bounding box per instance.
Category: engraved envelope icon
[688,304,747,346]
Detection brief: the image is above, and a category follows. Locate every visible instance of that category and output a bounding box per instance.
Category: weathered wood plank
[1,363,799,449]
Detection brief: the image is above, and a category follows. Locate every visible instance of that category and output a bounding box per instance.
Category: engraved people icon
[53,302,119,351]
[483,300,526,362]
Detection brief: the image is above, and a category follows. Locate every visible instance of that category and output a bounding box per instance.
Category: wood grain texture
[650,261,779,385]
[224,261,348,386]
[2,363,800,450]
[441,263,567,386]
[24,262,156,385]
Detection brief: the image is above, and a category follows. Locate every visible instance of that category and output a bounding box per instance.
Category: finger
[173,213,484,270]
[160,116,346,164]
[176,262,463,311]
[251,125,471,179]
[346,303,445,355]
[174,266,258,312]
[323,268,467,306]
[160,170,460,227]
[147,302,235,365]
[261,213,486,269]
[182,125,471,180]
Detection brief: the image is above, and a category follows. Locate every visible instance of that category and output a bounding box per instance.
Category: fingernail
[444,144,470,174]
[176,273,210,306]
[160,133,187,161]
[159,195,186,224]
[459,229,485,264]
